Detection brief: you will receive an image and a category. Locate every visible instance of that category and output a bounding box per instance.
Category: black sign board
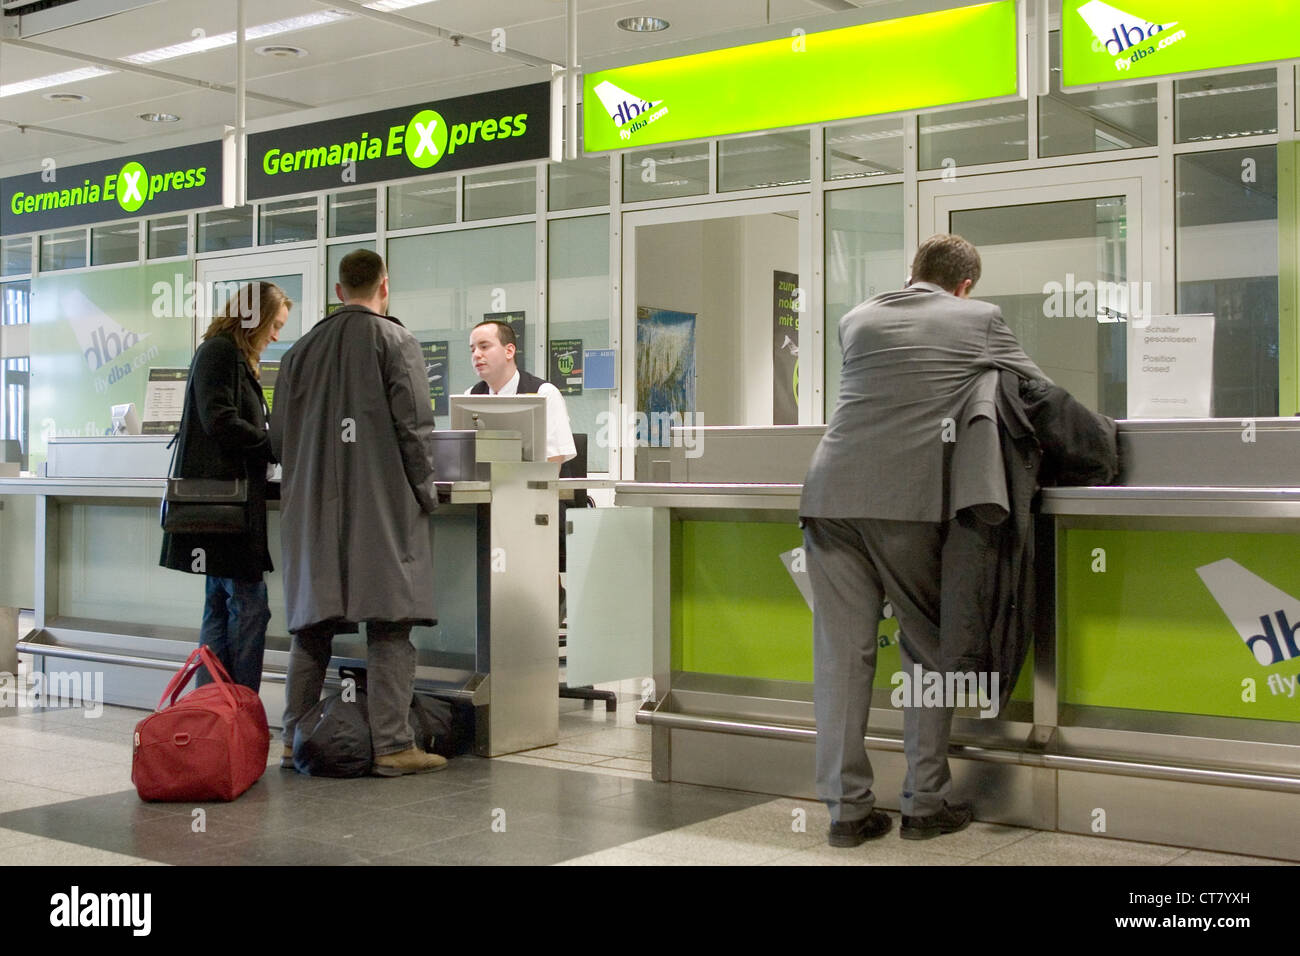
[247,82,552,201]
[1,140,226,237]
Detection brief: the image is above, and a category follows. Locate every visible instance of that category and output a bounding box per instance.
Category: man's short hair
[474,319,516,349]
[910,234,981,292]
[338,249,386,298]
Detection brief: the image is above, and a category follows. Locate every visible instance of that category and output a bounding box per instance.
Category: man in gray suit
[800,234,1048,845]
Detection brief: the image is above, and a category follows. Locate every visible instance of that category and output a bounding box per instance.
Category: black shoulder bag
[159,356,249,534]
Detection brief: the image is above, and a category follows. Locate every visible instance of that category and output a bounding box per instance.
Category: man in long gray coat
[270,249,444,776]
[800,234,1049,845]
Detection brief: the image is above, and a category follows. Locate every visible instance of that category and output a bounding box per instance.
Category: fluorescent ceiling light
[123,12,350,65]
[1,1,439,97]
[0,66,113,98]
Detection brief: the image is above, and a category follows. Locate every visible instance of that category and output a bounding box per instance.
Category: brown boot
[281,745,295,770]
[371,746,448,777]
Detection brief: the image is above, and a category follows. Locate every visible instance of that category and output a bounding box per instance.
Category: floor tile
[375,827,588,866]
[1167,849,1296,866]
[973,831,1186,866]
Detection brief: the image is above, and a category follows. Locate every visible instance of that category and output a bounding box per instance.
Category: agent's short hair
[474,319,516,349]
[338,249,386,298]
[910,234,981,293]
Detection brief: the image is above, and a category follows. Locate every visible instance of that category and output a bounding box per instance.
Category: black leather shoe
[828,810,892,847]
[900,801,973,840]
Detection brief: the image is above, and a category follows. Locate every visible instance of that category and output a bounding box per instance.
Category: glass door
[920,160,1160,417]
[194,248,319,366]
[620,195,815,479]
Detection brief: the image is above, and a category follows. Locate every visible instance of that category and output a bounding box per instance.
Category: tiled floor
[0,690,1294,867]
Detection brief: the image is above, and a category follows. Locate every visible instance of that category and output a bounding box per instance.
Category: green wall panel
[1061,528,1300,721]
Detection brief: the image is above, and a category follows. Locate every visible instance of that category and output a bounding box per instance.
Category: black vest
[470,368,547,395]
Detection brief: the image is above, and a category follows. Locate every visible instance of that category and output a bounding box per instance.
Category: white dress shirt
[467,368,577,463]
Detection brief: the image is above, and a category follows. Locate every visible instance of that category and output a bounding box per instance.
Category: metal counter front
[617,419,1300,860]
[0,437,561,757]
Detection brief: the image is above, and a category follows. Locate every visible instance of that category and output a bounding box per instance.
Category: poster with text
[141,367,188,434]
[773,270,800,425]
[549,338,583,396]
[421,340,449,415]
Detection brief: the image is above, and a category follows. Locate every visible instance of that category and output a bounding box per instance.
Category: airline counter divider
[0,432,563,757]
[609,420,1300,860]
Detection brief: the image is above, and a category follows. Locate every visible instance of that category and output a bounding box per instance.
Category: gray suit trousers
[803,517,955,820]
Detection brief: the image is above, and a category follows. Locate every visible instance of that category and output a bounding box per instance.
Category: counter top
[614,481,1300,520]
[0,477,493,504]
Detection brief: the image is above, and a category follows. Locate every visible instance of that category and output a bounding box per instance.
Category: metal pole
[236,0,246,207]
[566,0,578,160]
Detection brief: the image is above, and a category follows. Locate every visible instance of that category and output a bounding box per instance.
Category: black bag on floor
[410,693,455,757]
[291,688,373,778]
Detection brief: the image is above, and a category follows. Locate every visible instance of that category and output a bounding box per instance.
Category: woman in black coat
[160,282,291,691]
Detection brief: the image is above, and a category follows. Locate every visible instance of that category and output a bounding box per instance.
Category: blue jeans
[198,576,271,692]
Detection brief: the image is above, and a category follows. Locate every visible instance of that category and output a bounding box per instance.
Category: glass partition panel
[824,185,905,414]
[1176,146,1278,417]
[148,216,187,259]
[387,223,536,424]
[919,101,1028,170]
[327,188,377,237]
[39,230,86,272]
[825,117,904,181]
[259,197,318,245]
[388,177,456,230]
[549,215,610,473]
[464,167,536,220]
[1040,31,1157,157]
[91,222,139,266]
[717,130,810,192]
[197,207,253,252]
[2,237,33,277]
[549,155,610,211]
[1176,69,1278,144]
[622,143,709,203]
[951,197,1129,417]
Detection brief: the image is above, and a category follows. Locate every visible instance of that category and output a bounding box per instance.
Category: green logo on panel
[404,109,449,169]
[116,161,148,212]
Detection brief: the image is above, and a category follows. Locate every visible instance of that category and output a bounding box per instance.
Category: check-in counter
[0,432,561,757]
[619,419,1300,860]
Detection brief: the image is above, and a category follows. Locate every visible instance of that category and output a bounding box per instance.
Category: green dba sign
[1062,0,1300,88]
[582,0,1020,153]
[0,140,226,237]
[246,82,552,200]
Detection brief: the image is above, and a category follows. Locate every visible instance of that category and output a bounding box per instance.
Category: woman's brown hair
[201,281,292,378]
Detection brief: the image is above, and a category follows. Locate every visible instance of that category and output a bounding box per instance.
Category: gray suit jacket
[800,282,1048,522]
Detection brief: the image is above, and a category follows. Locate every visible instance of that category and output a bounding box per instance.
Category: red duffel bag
[132,646,269,802]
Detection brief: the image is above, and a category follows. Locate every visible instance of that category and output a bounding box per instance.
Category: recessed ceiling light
[255,44,308,58]
[43,92,89,103]
[139,112,181,123]
[617,16,670,32]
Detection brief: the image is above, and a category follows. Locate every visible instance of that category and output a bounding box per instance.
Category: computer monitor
[449,394,547,462]
[110,402,142,436]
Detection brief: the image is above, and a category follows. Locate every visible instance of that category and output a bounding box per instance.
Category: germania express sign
[0,140,226,237]
[1062,0,1300,88]
[246,82,552,200]
[582,0,1020,153]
